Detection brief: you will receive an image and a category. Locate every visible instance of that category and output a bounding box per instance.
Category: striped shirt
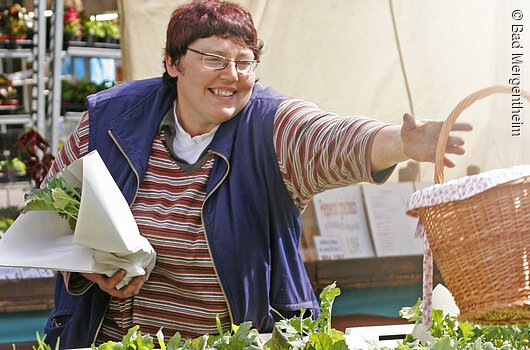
[49,97,391,342]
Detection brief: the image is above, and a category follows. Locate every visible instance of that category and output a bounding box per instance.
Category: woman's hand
[400,113,472,168]
[81,269,147,298]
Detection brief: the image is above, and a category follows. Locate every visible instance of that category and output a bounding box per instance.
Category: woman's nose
[220,61,239,80]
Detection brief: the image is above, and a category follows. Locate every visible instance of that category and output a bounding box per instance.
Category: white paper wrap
[0,150,156,289]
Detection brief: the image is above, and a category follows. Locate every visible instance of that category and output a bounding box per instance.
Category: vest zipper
[107,130,141,206]
[201,151,235,326]
[92,297,111,345]
[91,131,141,343]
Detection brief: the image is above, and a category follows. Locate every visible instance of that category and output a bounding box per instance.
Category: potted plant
[61,77,117,113]
[5,4,30,40]
[0,74,18,107]
[82,17,105,44]
[0,205,19,237]
[0,84,19,107]
[12,129,55,188]
[101,19,120,43]
[63,7,82,44]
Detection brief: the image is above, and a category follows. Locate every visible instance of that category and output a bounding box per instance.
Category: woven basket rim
[407,169,530,216]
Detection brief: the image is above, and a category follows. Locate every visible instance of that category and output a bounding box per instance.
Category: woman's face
[165,36,257,136]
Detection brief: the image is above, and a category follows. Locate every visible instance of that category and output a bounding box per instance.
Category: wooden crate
[0,277,55,313]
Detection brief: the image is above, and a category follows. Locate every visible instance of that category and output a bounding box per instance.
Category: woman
[44,0,470,348]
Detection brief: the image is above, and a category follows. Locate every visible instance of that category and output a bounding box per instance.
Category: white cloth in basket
[406,164,530,215]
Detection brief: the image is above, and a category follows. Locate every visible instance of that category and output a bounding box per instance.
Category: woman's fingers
[402,113,417,131]
[444,137,465,156]
[401,112,472,166]
[80,270,146,298]
[117,275,147,298]
[105,269,127,289]
[451,122,473,132]
[444,156,456,168]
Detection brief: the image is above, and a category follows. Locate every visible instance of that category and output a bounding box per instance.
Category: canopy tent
[118,0,530,183]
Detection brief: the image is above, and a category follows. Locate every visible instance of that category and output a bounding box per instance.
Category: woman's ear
[165,55,179,77]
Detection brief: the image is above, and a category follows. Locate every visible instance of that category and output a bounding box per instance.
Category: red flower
[64,8,79,24]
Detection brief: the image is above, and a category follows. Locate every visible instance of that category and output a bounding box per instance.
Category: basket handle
[434,85,530,184]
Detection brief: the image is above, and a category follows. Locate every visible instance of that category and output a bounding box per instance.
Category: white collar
[172,102,219,164]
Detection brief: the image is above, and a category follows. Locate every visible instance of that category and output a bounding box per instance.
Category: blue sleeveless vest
[44,77,319,348]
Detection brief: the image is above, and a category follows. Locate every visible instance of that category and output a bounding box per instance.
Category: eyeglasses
[187,47,259,74]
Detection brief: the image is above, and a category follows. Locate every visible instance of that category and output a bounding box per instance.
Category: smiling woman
[41,1,471,348]
[165,36,257,136]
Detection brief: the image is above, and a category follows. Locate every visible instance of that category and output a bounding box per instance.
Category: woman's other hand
[400,113,472,168]
[80,269,147,298]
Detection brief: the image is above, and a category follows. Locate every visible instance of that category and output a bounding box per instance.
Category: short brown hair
[163,0,263,85]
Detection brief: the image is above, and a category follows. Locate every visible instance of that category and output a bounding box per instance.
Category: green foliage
[0,205,21,237]
[25,284,530,350]
[94,284,344,350]
[371,300,530,350]
[0,217,14,236]
[263,282,347,350]
[62,78,117,104]
[63,7,82,36]
[0,157,26,173]
[97,316,262,350]
[33,331,59,350]
[0,205,19,219]
[1,4,31,37]
[23,173,80,231]
[82,19,106,38]
[101,20,120,40]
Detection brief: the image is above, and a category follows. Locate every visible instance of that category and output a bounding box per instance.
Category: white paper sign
[362,182,422,257]
[313,186,375,259]
[0,266,54,280]
[0,150,156,288]
[0,267,19,280]
[313,235,344,260]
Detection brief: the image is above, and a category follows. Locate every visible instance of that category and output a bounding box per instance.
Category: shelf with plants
[63,7,120,50]
[65,44,121,59]
[0,4,33,49]
[0,48,32,59]
[0,2,40,133]
[60,77,116,116]
[0,3,53,331]
[48,6,121,147]
[0,72,32,126]
[0,128,56,318]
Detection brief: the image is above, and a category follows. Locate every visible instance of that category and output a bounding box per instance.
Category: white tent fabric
[118,0,530,183]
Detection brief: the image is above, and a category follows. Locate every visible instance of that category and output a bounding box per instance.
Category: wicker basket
[413,85,530,325]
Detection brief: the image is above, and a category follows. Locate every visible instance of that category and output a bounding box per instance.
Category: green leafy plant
[34,331,59,350]
[2,4,31,37]
[263,282,347,350]
[96,317,263,350]
[0,217,14,236]
[0,85,18,101]
[95,325,157,350]
[0,157,25,174]
[370,299,530,350]
[94,284,344,350]
[64,7,82,36]
[101,19,120,40]
[13,129,55,188]
[23,283,530,350]
[0,73,19,104]
[23,173,81,231]
[62,78,117,104]
[82,19,106,39]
